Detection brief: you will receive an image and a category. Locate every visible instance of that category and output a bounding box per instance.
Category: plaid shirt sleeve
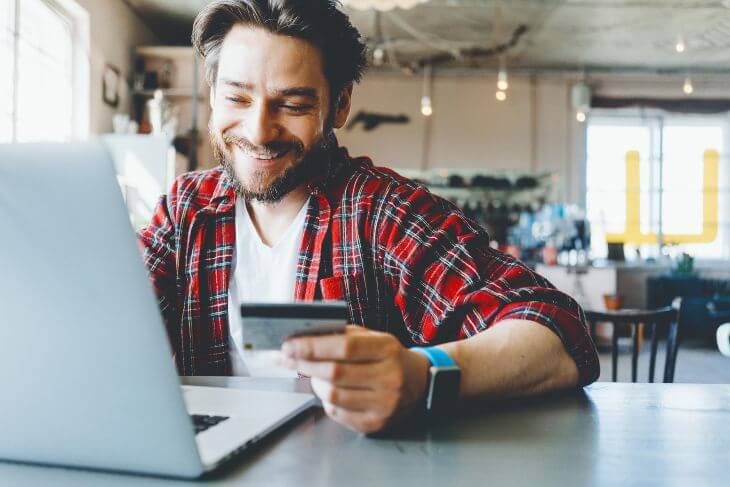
[137,186,180,351]
[377,184,600,386]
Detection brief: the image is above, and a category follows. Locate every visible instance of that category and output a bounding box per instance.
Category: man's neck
[245,186,309,247]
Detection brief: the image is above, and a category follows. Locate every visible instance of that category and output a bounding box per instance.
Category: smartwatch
[411,347,461,415]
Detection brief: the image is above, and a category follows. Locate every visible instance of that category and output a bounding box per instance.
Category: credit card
[240,302,349,350]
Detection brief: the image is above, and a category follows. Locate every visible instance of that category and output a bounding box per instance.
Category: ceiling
[123,0,730,74]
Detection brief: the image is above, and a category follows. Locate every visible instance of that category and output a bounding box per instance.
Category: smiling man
[139,0,599,434]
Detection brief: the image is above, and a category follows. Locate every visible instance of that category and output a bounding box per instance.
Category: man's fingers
[321,400,390,434]
[282,329,396,362]
[289,358,394,388]
[310,377,396,413]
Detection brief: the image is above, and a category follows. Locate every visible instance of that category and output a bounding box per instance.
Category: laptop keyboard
[191,414,230,434]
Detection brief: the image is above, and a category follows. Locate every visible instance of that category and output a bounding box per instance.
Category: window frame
[586,108,730,261]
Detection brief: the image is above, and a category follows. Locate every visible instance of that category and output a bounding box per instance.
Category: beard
[210,123,336,203]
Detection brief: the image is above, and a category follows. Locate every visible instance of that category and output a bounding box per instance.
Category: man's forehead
[217,25,326,93]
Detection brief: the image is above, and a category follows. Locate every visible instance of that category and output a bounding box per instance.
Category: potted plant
[671,252,696,276]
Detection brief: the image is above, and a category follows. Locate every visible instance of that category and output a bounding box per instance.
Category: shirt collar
[305,146,352,197]
[203,168,237,214]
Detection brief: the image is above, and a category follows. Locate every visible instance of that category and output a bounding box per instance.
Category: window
[587,111,729,260]
[1,0,14,142]
[1,0,76,142]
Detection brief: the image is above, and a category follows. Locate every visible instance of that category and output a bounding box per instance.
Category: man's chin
[236,167,288,192]
[241,181,283,199]
[227,168,302,203]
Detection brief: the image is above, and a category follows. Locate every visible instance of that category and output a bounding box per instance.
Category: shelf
[427,185,546,196]
[133,45,204,171]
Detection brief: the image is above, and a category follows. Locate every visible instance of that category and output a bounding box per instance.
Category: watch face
[427,367,461,413]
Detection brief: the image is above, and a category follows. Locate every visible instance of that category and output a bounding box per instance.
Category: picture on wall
[102,64,121,108]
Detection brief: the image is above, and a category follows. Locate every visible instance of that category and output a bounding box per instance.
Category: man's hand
[280,325,431,434]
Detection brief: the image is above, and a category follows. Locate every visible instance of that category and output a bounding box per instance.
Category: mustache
[221,133,304,158]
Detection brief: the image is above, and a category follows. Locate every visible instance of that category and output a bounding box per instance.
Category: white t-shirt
[227,197,310,376]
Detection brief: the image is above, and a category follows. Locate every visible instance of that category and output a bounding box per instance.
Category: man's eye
[225,97,247,104]
[282,104,311,113]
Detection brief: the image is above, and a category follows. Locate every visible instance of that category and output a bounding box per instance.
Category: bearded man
[138,0,599,434]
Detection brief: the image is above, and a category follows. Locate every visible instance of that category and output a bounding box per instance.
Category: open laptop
[0,142,316,478]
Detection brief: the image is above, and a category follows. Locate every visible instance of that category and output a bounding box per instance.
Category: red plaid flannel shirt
[138,148,599,384]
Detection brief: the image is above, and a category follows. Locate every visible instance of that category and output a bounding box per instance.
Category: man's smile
[233,145,292,167]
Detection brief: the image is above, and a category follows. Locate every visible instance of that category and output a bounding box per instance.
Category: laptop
[0,142,316,478]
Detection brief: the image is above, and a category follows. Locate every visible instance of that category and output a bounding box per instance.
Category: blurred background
[2,0,730,380]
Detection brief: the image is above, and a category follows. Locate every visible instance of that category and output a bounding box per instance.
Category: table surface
[2,378,728,487]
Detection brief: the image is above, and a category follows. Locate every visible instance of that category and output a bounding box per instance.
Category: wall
[336,72,585,203]
[73,0,159,135]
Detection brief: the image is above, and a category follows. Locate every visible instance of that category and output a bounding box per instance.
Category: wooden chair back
[584,302,682,383]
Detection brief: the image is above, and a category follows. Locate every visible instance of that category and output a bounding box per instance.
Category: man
[139,0,599,434]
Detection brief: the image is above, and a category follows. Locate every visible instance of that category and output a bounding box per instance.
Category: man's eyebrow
[219,79,319,100]
[276,87,319,100]
[220,78,253,90]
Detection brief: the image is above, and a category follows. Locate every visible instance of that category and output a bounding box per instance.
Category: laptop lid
[0,143,204,477]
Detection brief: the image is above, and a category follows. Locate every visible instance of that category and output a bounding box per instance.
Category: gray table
[2,379,728,486]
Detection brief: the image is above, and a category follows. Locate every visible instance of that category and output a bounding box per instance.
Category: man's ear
[332,85,353,130]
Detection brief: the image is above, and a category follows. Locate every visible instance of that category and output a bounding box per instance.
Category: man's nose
[245,102,281,147]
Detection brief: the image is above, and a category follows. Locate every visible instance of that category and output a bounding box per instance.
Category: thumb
[345,324,368,334]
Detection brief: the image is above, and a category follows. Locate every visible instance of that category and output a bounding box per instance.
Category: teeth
[246,151,285,160]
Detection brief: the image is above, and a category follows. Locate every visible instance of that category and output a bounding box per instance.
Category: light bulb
[497,69,509,91]
[495,90,507,101]
[373,47,385,66]
[683,77,694,95]
[576,111,586,123]
[675,37,686,53]
[420,95,432,116]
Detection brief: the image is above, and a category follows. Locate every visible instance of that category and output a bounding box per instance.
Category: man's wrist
[403,349,431,413]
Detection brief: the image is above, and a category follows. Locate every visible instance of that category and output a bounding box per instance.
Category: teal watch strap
[411,346,456,367]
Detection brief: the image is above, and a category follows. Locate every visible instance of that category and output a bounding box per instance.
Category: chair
[584,301,682,383]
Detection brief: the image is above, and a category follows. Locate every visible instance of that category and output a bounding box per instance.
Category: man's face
[209,25,346,202]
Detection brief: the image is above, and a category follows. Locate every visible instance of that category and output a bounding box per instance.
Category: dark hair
[192,0,367,102]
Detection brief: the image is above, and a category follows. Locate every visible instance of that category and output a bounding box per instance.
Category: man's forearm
[438,319,580,402]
